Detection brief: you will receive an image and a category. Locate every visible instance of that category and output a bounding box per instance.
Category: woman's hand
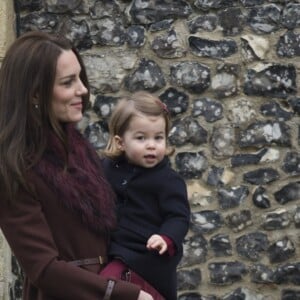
[146,234,167,255]
[137,290,154,300]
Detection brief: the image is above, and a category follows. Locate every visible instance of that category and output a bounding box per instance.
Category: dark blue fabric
[102,156,190,299]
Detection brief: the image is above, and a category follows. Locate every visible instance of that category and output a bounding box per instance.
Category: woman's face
[52,50,88,123]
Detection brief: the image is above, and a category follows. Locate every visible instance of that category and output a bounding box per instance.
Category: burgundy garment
[0,126,141,300]
[100,260,165,300]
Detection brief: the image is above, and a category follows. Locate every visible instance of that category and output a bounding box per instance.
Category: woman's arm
[0,189,141,300]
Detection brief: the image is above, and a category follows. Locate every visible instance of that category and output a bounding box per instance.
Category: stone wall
[1,0,300,299]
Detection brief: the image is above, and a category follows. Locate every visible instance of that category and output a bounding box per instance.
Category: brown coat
[0,170,141,300]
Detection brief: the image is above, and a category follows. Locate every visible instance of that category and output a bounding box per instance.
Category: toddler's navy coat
[102,156,190,299]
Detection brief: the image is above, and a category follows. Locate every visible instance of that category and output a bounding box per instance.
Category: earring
[34,103,39,109]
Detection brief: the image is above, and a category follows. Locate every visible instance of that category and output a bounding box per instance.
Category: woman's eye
[62,79,73,86]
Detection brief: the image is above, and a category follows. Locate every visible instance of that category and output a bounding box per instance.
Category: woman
[0,31,153,300]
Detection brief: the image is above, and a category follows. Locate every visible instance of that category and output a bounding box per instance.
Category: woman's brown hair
[0,31,90,202]
[104,91,173,158]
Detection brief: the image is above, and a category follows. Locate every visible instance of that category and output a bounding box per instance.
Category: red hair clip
[156,100,169,114]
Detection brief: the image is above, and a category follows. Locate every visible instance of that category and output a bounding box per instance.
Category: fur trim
[33,124,116,234]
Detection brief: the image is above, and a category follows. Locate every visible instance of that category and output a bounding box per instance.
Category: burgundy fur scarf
[33,124,116,234]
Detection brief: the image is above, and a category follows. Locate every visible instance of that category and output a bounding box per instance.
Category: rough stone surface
[1,0,300,299]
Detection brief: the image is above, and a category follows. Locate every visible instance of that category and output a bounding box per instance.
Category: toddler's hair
[104,91,173,158]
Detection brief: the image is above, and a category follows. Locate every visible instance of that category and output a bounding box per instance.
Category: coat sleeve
[0,189,140,300]
[157,171,191,251]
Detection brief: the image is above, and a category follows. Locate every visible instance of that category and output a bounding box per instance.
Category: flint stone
[260,100,293,121]
[218,8,244,36]
[83,121,109,150]
[282,289,300,300]
[247,4,281,34]
[227,98,256,125]
[60,19,92,50]
[149,19,174,32]
[261,208,290,230]
[170,61,210,94]
[211,125,235,158]
[159,88,189,116]
[225,210,252,232]
[10,255,24,300]
[180,234,208,267]
[208,261,247,284]
[272,262,300,284]
[294,206,300,228]
[231,148,273,167]
[277,31,300,57]
[282,151,300,175]
[169,117,208,146]
[268,236,296,263]
[129,0,192,24]
[288,96,300,114]
[175,152,208,179]
[250,264,273,283]
[189,36,238,59]
[93,95,119,118]
[194,0,236,10]
[243,64,297,99]
[191,210,223,234]
[45,0,83,13]
[211,72,238,98]
[151,29,186,58]
[90,0,121,19]
[187,15,218,33]
[281,3,300,29]
[274,181,300,204]
[89,18,126,46]
[209,234,232,257]
[83,50,138,93]
[20,12,59,34]
[243,168,280,185]
[124,58,166,92]
[252,186,271,209]
[126,26,145,48]
[192,97,223,123]
[238,121,291,148]
[221,287,268,300]
[206,166,224,187]
[177,269,201,290]
[240,0,264,7]
[18,0,42,11]
[218,185,249,210]
[236,231,269,261]
[178,293,217,300]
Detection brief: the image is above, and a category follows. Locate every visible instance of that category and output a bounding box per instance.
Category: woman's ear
[114,135,124,151]
[32,95,39,109]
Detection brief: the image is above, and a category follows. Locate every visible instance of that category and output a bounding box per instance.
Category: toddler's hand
[146,234,167,255]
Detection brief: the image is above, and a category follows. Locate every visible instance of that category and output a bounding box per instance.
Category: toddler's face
[115,113,167,168]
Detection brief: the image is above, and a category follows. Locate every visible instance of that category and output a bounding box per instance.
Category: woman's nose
[76,79,88,95]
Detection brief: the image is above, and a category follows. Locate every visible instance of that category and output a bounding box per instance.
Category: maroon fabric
[33,124,116,234]
[0,171,141,300]
[160,235,175,256]
[100,260,165,300]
